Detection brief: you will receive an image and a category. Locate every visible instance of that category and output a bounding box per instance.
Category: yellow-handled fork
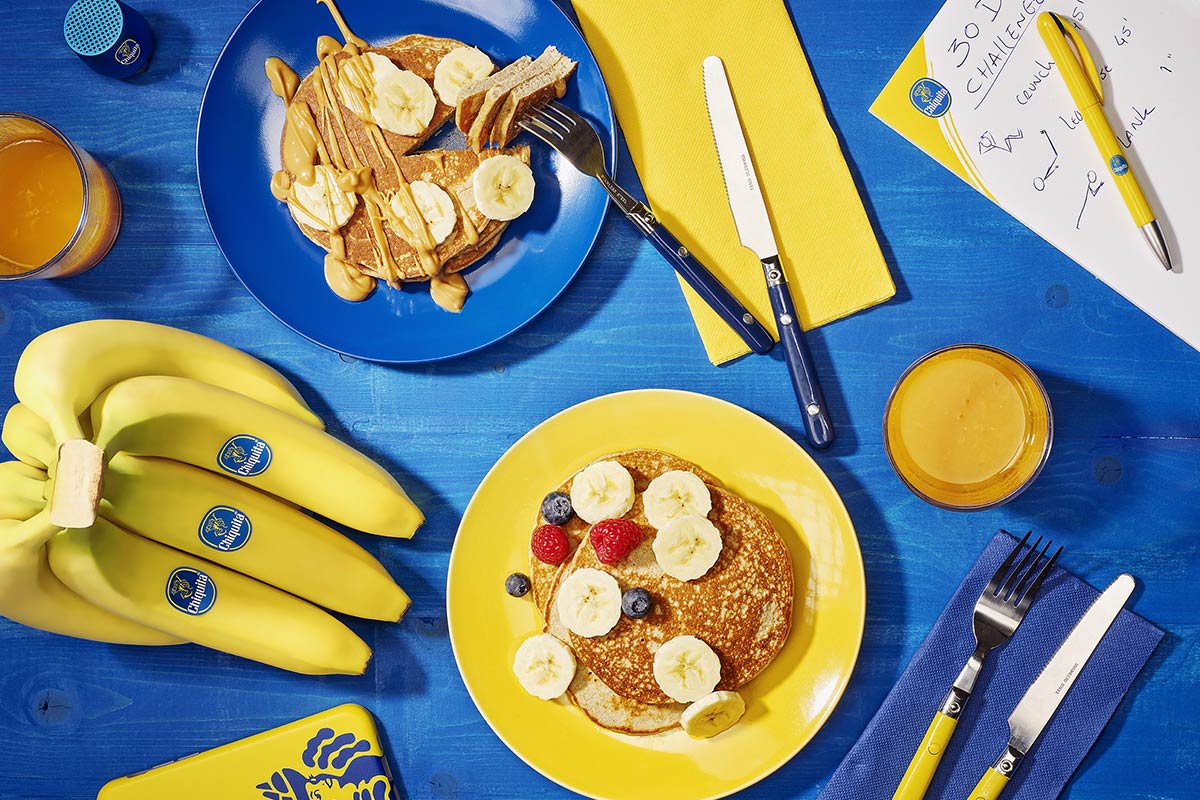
[892,533,1060,800]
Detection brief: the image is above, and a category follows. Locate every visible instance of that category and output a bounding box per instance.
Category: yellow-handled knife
[965,574,1135,800]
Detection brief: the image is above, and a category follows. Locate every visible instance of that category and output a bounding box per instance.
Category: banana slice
[513,633,576,700]
[405,181,457,245]
[472,155,535,221]
[340,52,436,136]
[643,470,712,530]
[653,635,721,703]
[681,690,746,739]
[433,46,495,106]
[556,568,622,638]
[288,165,358,231]
[652,514,723,581]
[569,460,634,524]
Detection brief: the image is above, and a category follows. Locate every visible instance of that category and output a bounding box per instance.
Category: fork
[892,532,1062,800]
[519,102,775,355]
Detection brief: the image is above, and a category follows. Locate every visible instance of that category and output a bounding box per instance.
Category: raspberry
[589,519,643,564]
[531,524,569,565]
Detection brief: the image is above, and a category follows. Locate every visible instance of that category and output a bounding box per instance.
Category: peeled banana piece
[13,319,323,442]
[47,517,371,675]
[653,634,722,703]
[0,509,181,645]
[680,690,745,739]
[472,155,535,221]
[89,375,423,538]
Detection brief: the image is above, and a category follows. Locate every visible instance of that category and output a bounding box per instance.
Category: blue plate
[197,0,614,363]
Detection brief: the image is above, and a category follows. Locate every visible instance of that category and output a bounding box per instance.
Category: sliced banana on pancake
[681,690,745,739]
[569,460,634,524]
[434,46,495,106]
[513,633,576,700]
[653,635,721,703]
[653,514,723,581]
[288,165,358,230]
[472,154,536,221]
[644,470,712,529]
[407,181,457,244]
[557,568,622,638]
[340,52,437,135]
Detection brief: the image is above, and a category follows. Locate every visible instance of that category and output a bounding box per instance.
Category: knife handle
[966,769,1010,800]
[762,257,834,449]
[621,202,775,355]
[892,712,958,800]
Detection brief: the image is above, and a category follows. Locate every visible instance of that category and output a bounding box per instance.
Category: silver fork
[518,102,775,355]
[892,532,1062,800]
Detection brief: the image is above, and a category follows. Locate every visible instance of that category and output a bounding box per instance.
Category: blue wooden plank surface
[1,0,1196,798]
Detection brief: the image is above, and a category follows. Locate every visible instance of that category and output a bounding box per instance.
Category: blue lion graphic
[256,728,394,800]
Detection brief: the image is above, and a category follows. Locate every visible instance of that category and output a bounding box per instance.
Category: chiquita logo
[198,506,252,552]
[218,434,273,477]
[257,727,395,800]
[910,78,952,118]
[1110,155,1130,176]
[114,39,141,65]
[165,567,217,616]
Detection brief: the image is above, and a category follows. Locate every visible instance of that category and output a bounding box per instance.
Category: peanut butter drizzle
[270,170,292,201]
[316,0,368,50]
[450,190,479,246]
[315,35,343,61]
[429,272,468,313]
[265,57,299,103]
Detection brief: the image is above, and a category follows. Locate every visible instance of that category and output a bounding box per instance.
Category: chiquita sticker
[199,506,253,552]
[218,434,273,477]
[909,77,952,118]
[166,567,217,616]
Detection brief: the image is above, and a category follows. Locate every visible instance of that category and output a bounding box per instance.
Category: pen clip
[1051,12,1105,105]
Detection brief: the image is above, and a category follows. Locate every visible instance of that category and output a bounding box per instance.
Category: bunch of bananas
[0,320,423,675]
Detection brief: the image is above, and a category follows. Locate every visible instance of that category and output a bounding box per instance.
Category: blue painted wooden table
[1,1,1196,798]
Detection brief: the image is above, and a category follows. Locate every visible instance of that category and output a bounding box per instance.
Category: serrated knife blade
[702,56,777,260]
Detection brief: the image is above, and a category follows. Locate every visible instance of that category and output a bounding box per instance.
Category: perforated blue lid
[64,0,123,57]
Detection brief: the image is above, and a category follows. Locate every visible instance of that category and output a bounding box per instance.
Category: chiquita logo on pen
[1110,155,1130,176]
[910,78,952,118]
[114,39,141,65]
[165,567,217,616]
[198,506,253,552]
[218,434,273,476]
[257,726,395,800]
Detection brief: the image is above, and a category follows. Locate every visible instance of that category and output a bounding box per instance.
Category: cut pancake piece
[457,55,531,134]
[491,54,578,147]
[462,47,566,151]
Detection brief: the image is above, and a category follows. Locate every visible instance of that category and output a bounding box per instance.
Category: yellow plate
[447,389,865,800]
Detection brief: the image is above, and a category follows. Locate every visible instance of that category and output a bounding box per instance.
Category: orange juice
[884,345,1052,510]
[0,113,121,280]
[0,139,85,272]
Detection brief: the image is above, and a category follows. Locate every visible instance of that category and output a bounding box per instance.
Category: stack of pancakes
[281,34,530,283]
[531,450,795,735]
[456,46,577,152]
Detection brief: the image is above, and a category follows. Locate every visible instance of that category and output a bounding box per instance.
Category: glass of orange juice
[884,344,1053,511]
[0,113,121,280]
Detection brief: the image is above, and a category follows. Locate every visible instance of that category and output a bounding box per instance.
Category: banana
[0,509,181,645]
[340,53,436,135]
[100,453,410,621]
[433,46,494,106]
[289,164,358,231]
[403,181,457,245]
[652,514,723,581]
[13,320,323,442]
[471,154,535,221]
[2,403,55,468]
[680,690,746,739]
[89,375,423,538]
[653,635,721,703]
[556,567,621,638]
[0,461,48,520]
[512,633,575,700]
[569,460,635,524]
[47,517,371,675]
[643,470,712,530]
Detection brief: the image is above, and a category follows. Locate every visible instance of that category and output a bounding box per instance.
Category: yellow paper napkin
[571,0,895,364]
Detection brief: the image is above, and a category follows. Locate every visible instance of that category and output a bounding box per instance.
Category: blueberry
[622,587,653,619]
[540,491,574,525]
[505,572,531,598]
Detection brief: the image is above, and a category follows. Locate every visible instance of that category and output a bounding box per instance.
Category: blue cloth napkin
[819,531,1163,800]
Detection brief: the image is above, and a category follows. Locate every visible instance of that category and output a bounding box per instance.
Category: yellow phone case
[98,704,395,800]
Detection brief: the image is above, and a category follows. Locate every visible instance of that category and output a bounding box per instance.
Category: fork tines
[990,531,1062,611]
[517,102,575,142]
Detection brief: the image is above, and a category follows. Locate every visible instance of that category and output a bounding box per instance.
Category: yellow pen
[1037,12,1173,271]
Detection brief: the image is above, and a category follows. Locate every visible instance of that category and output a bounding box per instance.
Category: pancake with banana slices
[549,463,793,708]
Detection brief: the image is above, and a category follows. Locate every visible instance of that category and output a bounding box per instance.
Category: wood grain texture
[0,0,1196,798]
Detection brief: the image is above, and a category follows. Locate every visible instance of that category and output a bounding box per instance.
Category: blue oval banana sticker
[218,434,273,477]
[199,506,252,552]
[910,78,952,118]
[1110,155,1129,176]
[166,567,217,616]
